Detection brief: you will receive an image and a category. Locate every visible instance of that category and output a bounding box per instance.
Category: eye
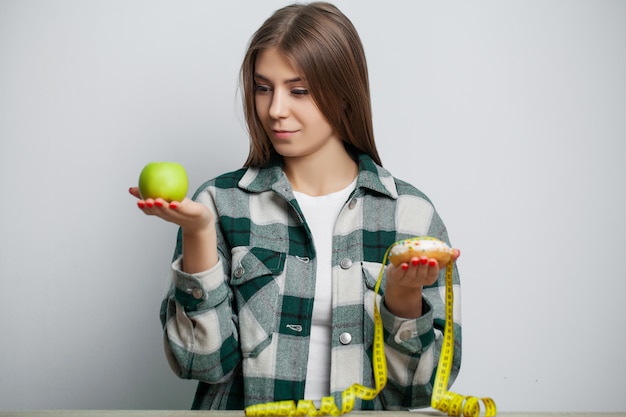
[254,84,272,93]
[291,88,309,96]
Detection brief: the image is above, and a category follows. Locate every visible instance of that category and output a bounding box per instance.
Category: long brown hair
[241,2,382,167]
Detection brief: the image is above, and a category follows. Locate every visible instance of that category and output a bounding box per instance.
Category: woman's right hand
[128,186,214,232]
[130,186,218,273]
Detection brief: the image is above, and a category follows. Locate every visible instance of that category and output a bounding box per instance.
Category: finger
[401,258,426,282]
[166,197,189,210]
[150,198,195,219]
[157,199,182,212]
[137,198,157,213]
[145,198,179,214]
[399,264,423,287]
[405,257,427,272]
[386,262,409,279]
[406,257,437,283]
[423,258,441,285]
[129,187,141,198]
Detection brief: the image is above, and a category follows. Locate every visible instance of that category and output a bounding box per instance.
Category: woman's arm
[130,186,241,382]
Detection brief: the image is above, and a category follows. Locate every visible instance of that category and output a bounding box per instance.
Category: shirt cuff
[380,296,435,354]
[171,256,229,311]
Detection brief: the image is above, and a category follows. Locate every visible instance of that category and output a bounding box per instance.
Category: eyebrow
[254,73,304,84]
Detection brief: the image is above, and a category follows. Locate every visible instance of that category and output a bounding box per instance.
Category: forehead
[254,47,303,81]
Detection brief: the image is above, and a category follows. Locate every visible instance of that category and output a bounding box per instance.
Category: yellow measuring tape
[245,237,496,417]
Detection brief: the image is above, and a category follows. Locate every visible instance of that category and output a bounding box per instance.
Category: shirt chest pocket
[230,246,286,358]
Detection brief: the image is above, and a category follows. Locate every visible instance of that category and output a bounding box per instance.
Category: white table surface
[0,411,624,417]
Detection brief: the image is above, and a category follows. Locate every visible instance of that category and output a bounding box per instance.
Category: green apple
[138,162,189,202]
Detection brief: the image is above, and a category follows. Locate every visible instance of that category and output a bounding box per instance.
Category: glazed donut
[387,236,455,267]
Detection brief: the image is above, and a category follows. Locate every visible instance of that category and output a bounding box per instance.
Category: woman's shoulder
[392,176,433,202]
[360,154,433,204]
[378,178,435,223]
[191,167,249,197]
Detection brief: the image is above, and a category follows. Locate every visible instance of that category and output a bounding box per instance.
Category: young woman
[130,1,461,411]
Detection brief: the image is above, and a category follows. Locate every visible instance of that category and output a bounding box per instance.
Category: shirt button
[348,199,357,209]
[340,258,352,269]
[191,287,203,300]
[399,330,413,342]
[339,332,352,345]
[233,265,245,278]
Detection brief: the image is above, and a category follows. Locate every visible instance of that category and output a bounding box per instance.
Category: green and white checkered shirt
[160,153,462,410]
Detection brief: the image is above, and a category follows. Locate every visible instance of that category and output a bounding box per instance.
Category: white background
[1,0,625,412]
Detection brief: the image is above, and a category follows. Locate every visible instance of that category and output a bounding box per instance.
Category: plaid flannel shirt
[160,153,462,410]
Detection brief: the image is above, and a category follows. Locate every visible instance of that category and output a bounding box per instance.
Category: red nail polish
[170,203,178,209]
[137,202,145,209]
[411,258,419,266]
[146,202,153,208]
[155,201,163,208]
[428,260,437,267]
[420,258,428,265]
[401,264,409,271]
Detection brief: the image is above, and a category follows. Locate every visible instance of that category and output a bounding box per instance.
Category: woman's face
[254,47,342,161]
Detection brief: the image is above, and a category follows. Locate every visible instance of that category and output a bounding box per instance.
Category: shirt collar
[238,153,398,199]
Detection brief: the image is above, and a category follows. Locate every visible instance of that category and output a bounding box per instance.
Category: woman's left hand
[383,250,460,318]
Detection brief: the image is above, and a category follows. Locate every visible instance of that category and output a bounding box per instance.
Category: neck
[283,146,358,197]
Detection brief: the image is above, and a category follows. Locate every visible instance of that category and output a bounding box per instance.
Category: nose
[269,89,289,119]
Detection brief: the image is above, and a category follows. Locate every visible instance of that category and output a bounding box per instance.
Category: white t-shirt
[293,179,357,402]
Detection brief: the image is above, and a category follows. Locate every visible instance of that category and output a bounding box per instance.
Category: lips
[272,129,298,140]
